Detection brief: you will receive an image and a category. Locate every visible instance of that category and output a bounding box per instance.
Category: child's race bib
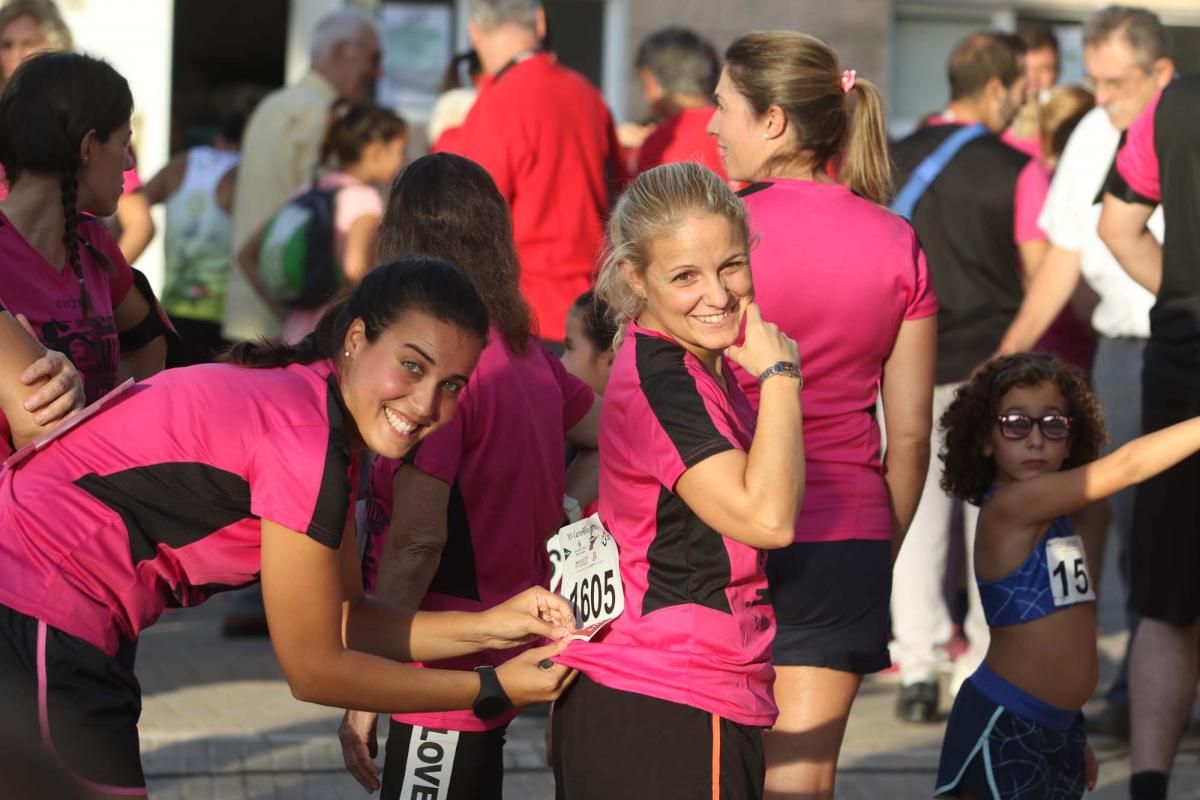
[1046,534,1097,607]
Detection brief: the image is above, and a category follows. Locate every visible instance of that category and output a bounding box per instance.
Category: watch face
[473,694,510,720]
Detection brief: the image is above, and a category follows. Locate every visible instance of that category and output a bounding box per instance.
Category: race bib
[559,513,624,641]
[398,726,459,800]
[1046,534,1096,607]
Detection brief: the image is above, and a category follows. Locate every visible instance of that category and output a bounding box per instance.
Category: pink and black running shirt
[363,334,594,732]
[0,359,358,656]
[558,322,777,727]
[0,215,134,455]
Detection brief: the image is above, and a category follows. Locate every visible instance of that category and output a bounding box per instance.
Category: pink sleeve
[1116,92,1162,203]
[249,425,353,548]
[631,367,742,491]
[542,344,595,429]
[904,228,939,320]
[1013,159,1051,245]
[335,184,383,235]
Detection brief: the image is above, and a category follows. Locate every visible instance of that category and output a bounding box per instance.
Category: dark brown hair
[947,32,1026,101]
[572,289,617,353]
[378,153,532,353]
[1018,22,1060,57]
[221,255,489,369]
[724,31,892,204]
[320,101,407,169]
[940,352,1107,505]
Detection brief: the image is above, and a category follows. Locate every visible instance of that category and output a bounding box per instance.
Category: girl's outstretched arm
[986,416,1200,531]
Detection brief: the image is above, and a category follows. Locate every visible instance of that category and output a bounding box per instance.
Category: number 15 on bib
[558,514,624,641]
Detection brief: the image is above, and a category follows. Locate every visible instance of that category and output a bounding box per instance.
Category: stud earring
[344,350,352,358]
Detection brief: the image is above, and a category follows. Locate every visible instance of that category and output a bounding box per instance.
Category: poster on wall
[377,2,454,122]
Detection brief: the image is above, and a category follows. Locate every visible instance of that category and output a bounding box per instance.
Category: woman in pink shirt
[338,154,599,799]
[554,162,804,800]
[708,32,938,798]
[0,52,170,459]
[0,257,579,798]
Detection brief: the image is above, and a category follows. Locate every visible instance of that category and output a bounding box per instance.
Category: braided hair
[0,52,133,320]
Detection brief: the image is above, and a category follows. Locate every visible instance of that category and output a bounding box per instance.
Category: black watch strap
[472,665,513,720]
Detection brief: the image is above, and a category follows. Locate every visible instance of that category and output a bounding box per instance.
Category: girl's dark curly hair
[940,352,1107,505]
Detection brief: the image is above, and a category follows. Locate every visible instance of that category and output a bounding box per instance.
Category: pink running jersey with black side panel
[0,359,358,656]
[363,334,595,732]
[558,322,777,727]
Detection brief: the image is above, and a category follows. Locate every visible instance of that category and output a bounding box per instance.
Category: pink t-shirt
[0,214,134,456]
[734,180,937,542]
[363,334,593,731]
[1116,90,1162,203]
[558,322,776,727]
[0,359,359,656]
[282,172,385,343]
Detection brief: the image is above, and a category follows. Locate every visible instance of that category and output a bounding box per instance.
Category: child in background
[561,289,616,397]
[934,352,1200,798]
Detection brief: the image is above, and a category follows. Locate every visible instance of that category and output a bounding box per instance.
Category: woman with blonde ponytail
[708,31,938,798]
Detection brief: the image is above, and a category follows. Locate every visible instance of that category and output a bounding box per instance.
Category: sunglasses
[995,413,1072,440]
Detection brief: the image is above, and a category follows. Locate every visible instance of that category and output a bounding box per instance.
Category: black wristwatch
[472,665,513,720]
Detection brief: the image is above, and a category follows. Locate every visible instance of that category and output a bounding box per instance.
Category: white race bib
[1046,534,1096,607]
[559,513,624,640]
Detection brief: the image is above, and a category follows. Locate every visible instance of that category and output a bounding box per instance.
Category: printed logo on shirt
[399,726,460,800]
[39,314,119,404]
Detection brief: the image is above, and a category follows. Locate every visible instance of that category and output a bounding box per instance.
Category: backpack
[256,181,341,309]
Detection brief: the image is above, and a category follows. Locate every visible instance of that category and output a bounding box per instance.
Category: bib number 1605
[569,569,617,625]
[557,514,624,639]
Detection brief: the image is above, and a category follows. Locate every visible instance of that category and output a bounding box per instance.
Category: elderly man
[223,8,382,346]
[438,0,624,347]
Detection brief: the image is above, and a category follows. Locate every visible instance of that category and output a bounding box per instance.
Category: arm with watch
[674,301,806,550]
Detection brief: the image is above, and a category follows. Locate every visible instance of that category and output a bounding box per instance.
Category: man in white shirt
[996,4,1174,738]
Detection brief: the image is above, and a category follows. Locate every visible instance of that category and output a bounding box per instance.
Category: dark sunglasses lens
[999,415,1031,439]
[1041,416,1070,439]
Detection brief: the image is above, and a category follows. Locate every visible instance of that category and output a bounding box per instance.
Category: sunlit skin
[1024,45,1059,98]
[983,382,1072,485]
[621,213,753,375]
[77,122,134,218]
[1084,36,1172,131]
[560,306,613,396]
[338,310,484,459]
[0,14,48,79]
[708,68,776,182]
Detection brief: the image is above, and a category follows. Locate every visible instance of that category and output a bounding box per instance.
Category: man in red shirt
[439,0,625,346]
[634,27,726,180]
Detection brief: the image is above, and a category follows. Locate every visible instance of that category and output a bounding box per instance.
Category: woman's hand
[495,640,579,707]
[338,709,381,793]
[725,302,799,377]
[16,315,84,427]
[476,586,575,650]
[1084,742,1098,790]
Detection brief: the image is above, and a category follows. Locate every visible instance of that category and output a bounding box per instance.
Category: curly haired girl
[934,351,1200,799]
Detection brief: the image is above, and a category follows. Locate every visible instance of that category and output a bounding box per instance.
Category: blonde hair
[0,0,73,53]
[595,162,749,346]
[724,31,892,205]
[1039,85,1094,169]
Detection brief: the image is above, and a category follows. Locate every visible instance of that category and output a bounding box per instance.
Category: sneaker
[896,681,939,723]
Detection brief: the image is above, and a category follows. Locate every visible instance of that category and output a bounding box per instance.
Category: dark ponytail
[221,255,490,369]
[59,166,91,316]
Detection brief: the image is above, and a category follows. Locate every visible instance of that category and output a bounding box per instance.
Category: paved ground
[137,538,1200,799]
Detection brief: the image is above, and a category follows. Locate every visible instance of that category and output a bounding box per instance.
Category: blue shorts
[935,663,1085,799]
